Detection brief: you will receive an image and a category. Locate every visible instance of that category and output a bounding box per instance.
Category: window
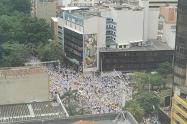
[119,45,122,48]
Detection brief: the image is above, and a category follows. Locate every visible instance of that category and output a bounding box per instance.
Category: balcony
[173,95,187,109]
[106,27,116,31]
[106,20,117,25]
[172,112,187,124]
[172,95,187,124]
[173,103,187,118]
[106,33,116,37]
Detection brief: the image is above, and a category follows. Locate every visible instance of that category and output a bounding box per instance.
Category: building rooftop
[65,9,101,19]
[100,40,173,52]
[0,101,66,123]
[61,7,81,11]
[0,112,137,124]
[51,17,58,22]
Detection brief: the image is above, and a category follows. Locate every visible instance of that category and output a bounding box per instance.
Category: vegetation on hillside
[0,0,64,67]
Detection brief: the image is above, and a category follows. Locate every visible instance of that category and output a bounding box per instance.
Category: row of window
[119,45,127,48]
[102,51,172,57]
[101,63,158,71]
[65,21,83,32]
[65,46,82,58]
[106,25,116,29]
[176,46,186,54]
[64,13,83,26]
[106,36,116,41]
[64,28,83,40]
[174,66,186,77]
[65,41,83,52]
[66,52,82,63]
[64,37,83,47]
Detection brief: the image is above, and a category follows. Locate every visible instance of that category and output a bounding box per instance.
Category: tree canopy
[134,91,160,115]
[156,62,172,76]
[0,0,31,15]
[0,0,62,67]
[133,72,166,91]
[124,100,144,122]
[0,42,31,67]
[37,41,64,62]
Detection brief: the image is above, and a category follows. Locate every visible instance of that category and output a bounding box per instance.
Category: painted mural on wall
[84,34,97,69]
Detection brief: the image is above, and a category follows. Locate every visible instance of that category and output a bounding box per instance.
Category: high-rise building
[171,0,187,124]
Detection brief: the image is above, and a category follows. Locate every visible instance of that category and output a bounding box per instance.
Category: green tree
[0,15,22,43]
[149,74,165,90]
[135,91,160,115]
[22,17,52,45]
[0,0,54,68]
[0,42,31,67]
[133,72,149,91]
[124,100,144,122]
[37,41,64,62]
[156,62,172,77]
[0,0,31,15]
[11,0,31,14]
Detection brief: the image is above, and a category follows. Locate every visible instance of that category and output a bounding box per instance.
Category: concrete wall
[35,0,57,23]
[162,23,176,49]
[116,9,144,45]
[148,8,160,40]
[84,16,106,72]
[0,67,49,105]
[51,17,58,41]
[160,6,177,24]
[84,16,106,48]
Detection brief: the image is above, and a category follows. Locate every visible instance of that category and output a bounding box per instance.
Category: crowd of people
[48,66,132,114]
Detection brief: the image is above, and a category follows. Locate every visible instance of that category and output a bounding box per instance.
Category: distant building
[54,2,173,71]
[157,4,177,49]
[147,0,177,40]
[31,0,57,23]
[100,5,145,49]
[53,3,174,72]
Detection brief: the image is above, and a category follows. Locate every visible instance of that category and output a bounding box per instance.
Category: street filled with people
[48,66,132,114]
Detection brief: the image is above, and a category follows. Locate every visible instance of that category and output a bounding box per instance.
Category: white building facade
[54,0,177,72]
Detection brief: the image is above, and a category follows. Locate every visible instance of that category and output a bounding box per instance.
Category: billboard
[84,34,97,70]
[0,67,49,105]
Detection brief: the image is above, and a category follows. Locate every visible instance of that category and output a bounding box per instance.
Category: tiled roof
[0,101,65,123]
